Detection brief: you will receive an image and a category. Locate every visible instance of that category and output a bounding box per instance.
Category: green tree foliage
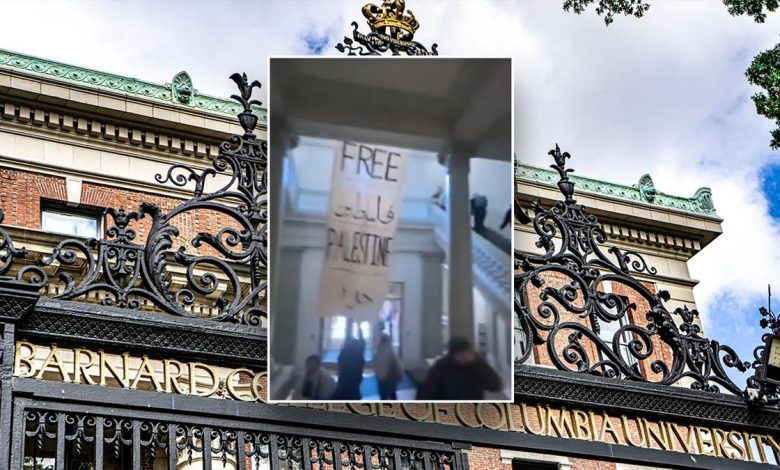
[724,0,779,23]
[746,43,780,149]
[563,0,777,25]
[563,0,780,150]
[562,0,649,25]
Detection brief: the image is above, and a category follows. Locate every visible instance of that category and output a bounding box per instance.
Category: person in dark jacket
[293,355,336,400]
[416,337,503,401]
[331,336,366,400]
[470,194,488,234]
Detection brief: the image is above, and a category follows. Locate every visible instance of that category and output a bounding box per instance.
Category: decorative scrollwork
[429,451,456,470]
[139,421,169,461]
[399,448,427,470]
[64,414,96,456]
[277,435,305,468]
[515,144,776,406]
[103,417,134,460]
[210,428,238,467]
[0,209,46,288]
[371,446,395,470]
[309,438,336,469]
[0,73,269,326]
[24,410,58,451]
[339,441,367,469]
[336,22,438,56]
[175,424,204,465]
[0,209,24,278]
[245,431,271,467]
[746,306,780,405]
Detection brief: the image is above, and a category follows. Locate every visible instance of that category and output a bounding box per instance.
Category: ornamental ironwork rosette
[514,144,775,404]
[34,73,268,326]
[746,306,780,406]
[335,1,438,56]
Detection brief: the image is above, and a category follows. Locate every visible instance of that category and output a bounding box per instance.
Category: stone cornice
[0,48,266,122]
[517,163,717,218]
[517,217,703,257]
[0,97,222,163]
[517,175,723,250]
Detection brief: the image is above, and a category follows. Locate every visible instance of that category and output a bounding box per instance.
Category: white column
[269,124,297,364]
[446,149,475,345]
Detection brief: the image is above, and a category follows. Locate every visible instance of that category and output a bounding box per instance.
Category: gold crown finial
[362,0,419,41]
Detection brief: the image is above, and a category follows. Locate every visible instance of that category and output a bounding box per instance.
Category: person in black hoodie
[470,194,488,235]
[416,337,503,401]
[331,336,366,400]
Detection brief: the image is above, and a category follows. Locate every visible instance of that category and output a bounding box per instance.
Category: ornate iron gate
[0,73,470,470]
[10,398,462,470]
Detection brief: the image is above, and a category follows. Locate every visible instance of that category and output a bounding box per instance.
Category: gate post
[0,275,43,469]
[0,322,14,470]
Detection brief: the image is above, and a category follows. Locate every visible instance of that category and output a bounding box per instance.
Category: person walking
[292,355,336,400]
[373,334,403,400]
[331,336,366,400]
[416,337,503,401]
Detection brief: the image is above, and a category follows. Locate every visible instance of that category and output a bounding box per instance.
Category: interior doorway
[319,282,404,365]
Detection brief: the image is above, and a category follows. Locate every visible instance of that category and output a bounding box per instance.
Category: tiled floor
[359,371,417,400]
[321,369,417,401]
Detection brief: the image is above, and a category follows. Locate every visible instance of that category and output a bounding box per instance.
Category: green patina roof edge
[516,163,718,217]
[0,48,266,122]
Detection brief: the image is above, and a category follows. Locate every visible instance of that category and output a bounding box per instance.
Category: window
[512,460,559,470]
[40,201,102,238]
[598,281,637,368]
[515,318,535,364]
[599,312,638,367]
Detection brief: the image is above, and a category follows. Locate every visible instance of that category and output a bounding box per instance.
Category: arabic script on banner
[319,141,407,321]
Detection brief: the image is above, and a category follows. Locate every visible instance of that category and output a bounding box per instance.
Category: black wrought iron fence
[13,400,461,470]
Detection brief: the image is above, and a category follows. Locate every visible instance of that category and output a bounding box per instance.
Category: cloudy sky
[3,0,780,384]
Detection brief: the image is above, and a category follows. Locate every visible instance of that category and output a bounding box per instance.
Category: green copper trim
[0,48,266,122]
[516,163,717,217]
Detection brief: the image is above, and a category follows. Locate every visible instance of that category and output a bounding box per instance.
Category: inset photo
[268,57,513,402]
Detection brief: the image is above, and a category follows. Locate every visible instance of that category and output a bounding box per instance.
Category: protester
[470,194,488,234]
[292,355,336,400]
[416,337,503,400]
[373,334,403,400]
[331,336,366,400]
[431,185,445,209]
[500,207,511,230]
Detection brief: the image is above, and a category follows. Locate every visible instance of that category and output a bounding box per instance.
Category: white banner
[319,141,408,322]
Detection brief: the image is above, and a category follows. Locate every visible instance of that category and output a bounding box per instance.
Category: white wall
[473,285,513,377]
